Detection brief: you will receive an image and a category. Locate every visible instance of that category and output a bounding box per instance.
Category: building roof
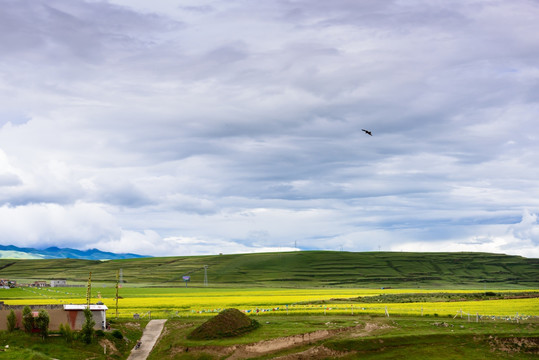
[64,304,108,311]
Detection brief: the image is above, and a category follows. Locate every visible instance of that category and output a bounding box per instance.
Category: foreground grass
[149,314,539,360]
[328,316,539,360]
[0,320,147,360]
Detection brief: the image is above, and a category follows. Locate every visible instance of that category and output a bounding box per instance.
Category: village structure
[0,279,16,288]
[0,274,110,332]
[0,301,108,331]
[1,279,83,288]
[50,279,68,287]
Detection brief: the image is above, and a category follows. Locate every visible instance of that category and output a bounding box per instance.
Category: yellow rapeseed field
[4,287,538,319]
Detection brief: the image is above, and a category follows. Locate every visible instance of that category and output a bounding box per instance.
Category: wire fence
[12,287,539,323]
[115,304,539,323]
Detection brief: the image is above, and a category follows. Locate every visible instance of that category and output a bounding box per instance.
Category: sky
[1,0,539,258]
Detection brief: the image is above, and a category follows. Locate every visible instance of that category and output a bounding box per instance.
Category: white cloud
[0,202,120,248]
[94,232,297,257]
[0,0,538,257]
[510,209,539,246]
[390,211,539,258]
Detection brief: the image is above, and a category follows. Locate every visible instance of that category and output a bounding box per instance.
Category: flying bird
[362,129,372,136]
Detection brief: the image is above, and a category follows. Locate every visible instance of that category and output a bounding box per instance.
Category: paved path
[127,319,167,360]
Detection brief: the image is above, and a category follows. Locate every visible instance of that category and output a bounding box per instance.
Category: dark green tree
[7,310,16,332]
[81,307,95,344]
[35,309,50,339]
[22,306,34,333]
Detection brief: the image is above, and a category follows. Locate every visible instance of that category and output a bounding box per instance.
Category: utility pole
[204,265,208,287]
[86,272,92,307]
[115,270,119,319]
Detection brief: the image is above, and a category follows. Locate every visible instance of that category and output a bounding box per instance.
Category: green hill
[0,251,537,289]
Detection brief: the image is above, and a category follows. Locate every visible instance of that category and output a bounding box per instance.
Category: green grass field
[1,251,538,359]
[1,251,538,288]
[147,314,539,360]
[0,319,147,359]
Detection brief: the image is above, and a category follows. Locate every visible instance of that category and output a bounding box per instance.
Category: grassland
[1,287,538,359]
[0,251,538,288]
[0,319,146,359]
[148,314,539,360]
[1,251,538,359]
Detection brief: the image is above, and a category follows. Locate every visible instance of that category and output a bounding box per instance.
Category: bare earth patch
[349,321,395,338]
[99,338,119,357]
[488,336,539,355]
[271,345,350,360]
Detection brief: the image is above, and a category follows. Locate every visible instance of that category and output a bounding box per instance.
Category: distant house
[50,279,67,287]
[0,302,108,331]
[0,279,16,288]
[32,281,48,287]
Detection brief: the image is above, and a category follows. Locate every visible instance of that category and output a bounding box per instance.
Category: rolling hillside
[0,251,537,288]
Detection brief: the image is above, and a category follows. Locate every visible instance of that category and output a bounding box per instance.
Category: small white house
[51,279,67,287]
[63,304,108,330]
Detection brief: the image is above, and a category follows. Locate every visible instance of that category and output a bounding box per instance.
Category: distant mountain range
[0,244,148,260]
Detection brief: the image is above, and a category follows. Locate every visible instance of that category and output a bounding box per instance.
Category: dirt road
[127,319,167,360]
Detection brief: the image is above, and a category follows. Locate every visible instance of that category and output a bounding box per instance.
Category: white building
[50,279,67,287]
[63,304,108,330]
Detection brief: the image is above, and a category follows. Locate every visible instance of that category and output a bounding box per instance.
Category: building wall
[0,304,106,331]
[50,280,67,287]
[65,310,106,331]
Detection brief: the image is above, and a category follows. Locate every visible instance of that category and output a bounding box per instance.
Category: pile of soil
[188,308,260,340]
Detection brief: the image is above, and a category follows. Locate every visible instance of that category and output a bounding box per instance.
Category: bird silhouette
[362,129,372,136]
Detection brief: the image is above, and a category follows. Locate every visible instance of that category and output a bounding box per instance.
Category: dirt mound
[188,308,260,340]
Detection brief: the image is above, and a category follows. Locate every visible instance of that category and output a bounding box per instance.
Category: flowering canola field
[3,287,538,320]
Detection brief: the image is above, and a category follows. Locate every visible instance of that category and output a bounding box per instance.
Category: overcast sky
[1,0,538,257]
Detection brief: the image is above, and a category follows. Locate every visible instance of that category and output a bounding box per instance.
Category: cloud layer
[1,0,538,257]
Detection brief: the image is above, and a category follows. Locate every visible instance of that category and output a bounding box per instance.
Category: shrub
[111,329,123,339]
[60,323,74,343]
[81,307,95,344]
[95,329,105,337]
[22,306,34,333]
[35,309,50,339]
[7,310,16,332]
